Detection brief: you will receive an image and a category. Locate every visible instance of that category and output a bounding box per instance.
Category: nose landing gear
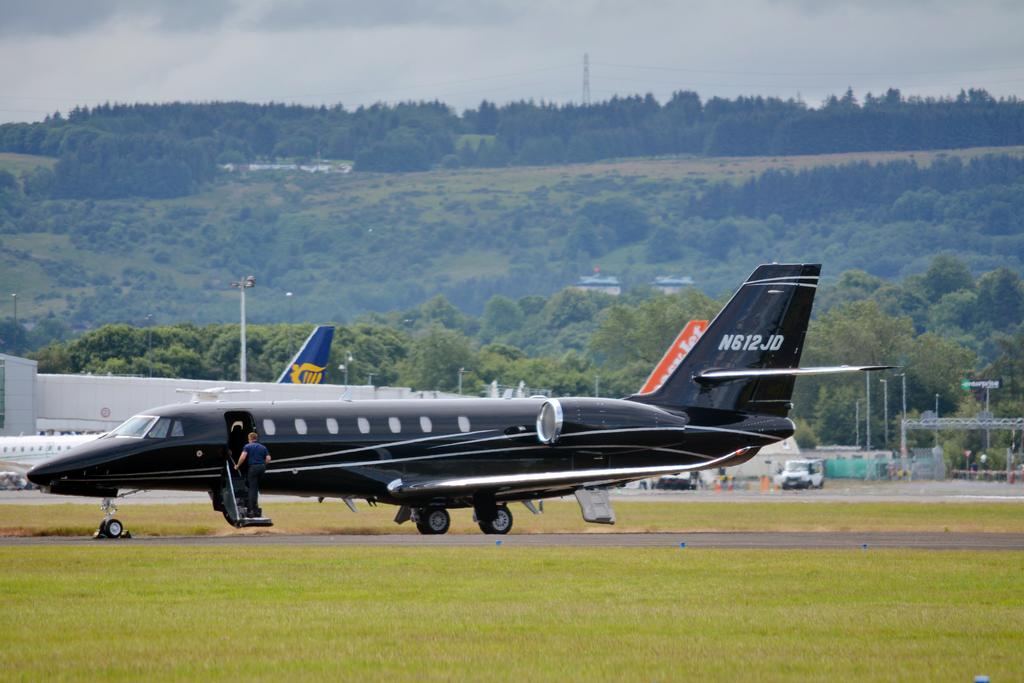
[94,498,130,539]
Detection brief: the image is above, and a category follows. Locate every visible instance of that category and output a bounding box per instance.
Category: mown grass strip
[0,547,1020,681]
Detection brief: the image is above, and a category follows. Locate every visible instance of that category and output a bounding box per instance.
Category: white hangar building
[0,352,452,436]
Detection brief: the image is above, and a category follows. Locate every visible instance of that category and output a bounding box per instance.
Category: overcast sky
[2,0,1023,123]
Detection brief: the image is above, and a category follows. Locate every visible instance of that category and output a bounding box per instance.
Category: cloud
[0,0,1022,124]
[248,0,520,31]
[0,0,239,37]
[0,0,520,38]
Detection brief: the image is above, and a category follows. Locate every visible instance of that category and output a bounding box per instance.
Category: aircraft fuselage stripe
[80,424,766,480]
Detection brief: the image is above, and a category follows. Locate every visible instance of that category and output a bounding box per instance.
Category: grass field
[0,151,55,175]
[0,546,1020,681]
[2,500,1023,537]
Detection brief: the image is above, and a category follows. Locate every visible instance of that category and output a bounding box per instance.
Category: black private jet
[28,264,890,538]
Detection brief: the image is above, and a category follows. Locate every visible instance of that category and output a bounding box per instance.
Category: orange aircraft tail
[637,319,708,395]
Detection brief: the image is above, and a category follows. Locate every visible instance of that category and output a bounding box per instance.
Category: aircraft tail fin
[629,264,819,416]
[276,325,335,384]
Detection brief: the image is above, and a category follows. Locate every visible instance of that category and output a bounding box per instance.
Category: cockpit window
[147,418,171,439]
[171,421,184,437]
[108,415,157,438]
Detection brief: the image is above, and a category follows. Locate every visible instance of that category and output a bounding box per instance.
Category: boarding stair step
[237,517,273,527]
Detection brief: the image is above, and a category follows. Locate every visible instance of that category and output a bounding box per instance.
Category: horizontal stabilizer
[696,365,897,383]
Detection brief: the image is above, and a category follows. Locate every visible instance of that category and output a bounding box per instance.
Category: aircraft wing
[385,447,755,498]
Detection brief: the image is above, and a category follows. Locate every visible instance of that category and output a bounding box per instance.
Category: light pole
[984,385,992,449]
[898,372,907,455]
[230,275,256,381]
[458,367,466,395]
[10,293,16,327]
[880,378,889,451]
[146,314,153,378]
[865,371,872,451]
[339,352,352,385]
[594,375,600,397]
[855,399,861,449]
[285,291,294,349]
[934,393,940,446]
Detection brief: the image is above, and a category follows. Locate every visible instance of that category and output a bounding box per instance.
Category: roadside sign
[961,379,1001,390]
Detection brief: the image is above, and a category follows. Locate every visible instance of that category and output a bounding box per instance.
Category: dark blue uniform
[241,442,269,516]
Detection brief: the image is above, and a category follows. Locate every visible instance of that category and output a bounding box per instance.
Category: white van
[774,459,825,490]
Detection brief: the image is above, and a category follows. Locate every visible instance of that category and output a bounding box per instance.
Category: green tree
[928,290,978,335]
[975,267,1024,332]
[905,332,977,416]
[542,289,603,330]
[793,301,914,444]
[590,289,718,368]
[66,324,147,372]
[480,296,524,342]
[330,323,410,387]
[398,326,477,392]
[0,319,29,356]
[919,254,974,301]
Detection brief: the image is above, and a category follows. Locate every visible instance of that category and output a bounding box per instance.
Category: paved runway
[3,479,1023,504]
[3,531,1023,550]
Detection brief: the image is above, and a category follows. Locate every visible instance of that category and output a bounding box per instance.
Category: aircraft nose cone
[27,461,63,486]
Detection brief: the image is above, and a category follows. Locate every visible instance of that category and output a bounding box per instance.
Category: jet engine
[535,397,688,446]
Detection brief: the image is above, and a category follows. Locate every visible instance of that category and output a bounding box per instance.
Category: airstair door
[225,411,256,467]
[216,411,272,527]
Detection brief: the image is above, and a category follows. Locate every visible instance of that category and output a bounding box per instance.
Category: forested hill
[2,88,1024,198]
[1,144,1023,330]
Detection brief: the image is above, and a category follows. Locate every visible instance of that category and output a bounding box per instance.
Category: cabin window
[171,421,184,438]
[326,418,339,434]
[420,416,432,433]
[357,417,370,434]
[388,417,401,434]
[458,416,471,433]
[295,419,308,435]
[263,419,276,436]
[147,418,171,439]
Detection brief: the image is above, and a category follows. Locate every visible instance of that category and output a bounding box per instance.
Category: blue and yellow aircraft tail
[277,325,335,384]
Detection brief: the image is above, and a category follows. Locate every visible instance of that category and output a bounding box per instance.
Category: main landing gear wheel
[478,505,513,535]
[415,507,451,535]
